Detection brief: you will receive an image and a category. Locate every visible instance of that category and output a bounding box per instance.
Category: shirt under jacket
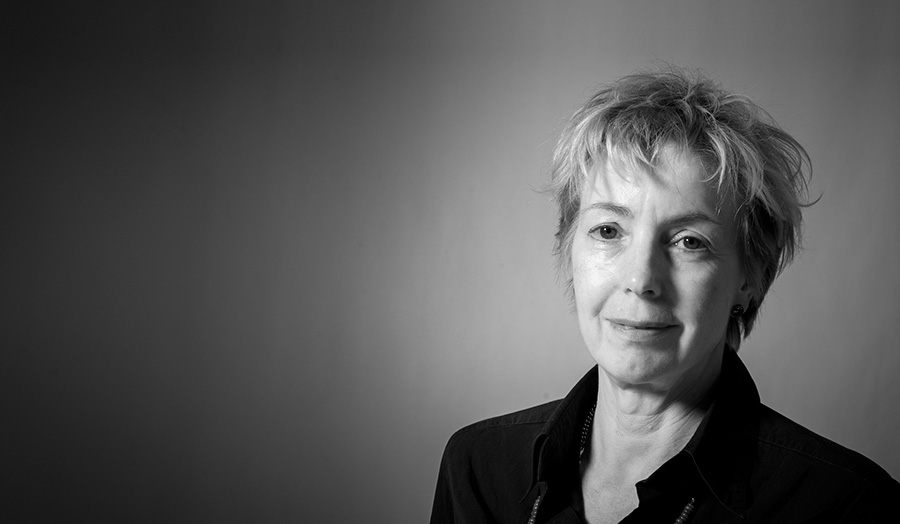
[430,347,900,523]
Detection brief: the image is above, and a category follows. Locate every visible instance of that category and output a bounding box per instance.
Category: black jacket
[431,348,900,523]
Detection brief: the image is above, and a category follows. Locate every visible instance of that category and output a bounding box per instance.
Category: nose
[622,237,664,297]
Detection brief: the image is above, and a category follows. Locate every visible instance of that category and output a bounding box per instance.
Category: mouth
[607,317,678,329]
[606,318,679,342]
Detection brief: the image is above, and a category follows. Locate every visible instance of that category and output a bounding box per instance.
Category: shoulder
[755,404,895,489]
[431,401,561,523]
[442,400,560,466]
[450,400,560,438]
[749,404,900,519]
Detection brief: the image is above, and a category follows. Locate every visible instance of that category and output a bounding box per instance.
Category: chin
[591,342,680,386]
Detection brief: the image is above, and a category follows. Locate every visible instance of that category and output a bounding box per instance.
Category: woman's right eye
[590,225,619,240]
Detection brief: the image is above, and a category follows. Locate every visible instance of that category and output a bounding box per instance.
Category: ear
[735,279,755,306]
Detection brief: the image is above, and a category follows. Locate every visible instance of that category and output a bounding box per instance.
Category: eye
[676,236,707,251]
[590,225,620,240]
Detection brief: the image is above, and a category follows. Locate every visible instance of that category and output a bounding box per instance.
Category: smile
[607,318,677,329]
[606,318,679,341]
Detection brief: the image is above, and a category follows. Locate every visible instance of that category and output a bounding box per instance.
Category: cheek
[570,239,590,298]
[571,258,593,315]
[676,267,739,330]
[572,251,618,314]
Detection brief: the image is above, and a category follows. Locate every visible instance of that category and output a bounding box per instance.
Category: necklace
[579,402,596,458]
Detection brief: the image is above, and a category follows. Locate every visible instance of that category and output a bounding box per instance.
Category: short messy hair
[548,68,812,349]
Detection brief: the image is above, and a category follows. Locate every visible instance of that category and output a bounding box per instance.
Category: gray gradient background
[3,1,899,522]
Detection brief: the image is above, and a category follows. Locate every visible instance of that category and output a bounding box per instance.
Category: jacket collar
[682,346,760,517]
[529,366,598,490]
[528,347,759,517]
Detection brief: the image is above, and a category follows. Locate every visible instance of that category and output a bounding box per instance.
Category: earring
[730,305,745,317]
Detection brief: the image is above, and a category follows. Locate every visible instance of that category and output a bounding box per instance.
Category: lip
[607,317,678,330]
[606,318,679,343]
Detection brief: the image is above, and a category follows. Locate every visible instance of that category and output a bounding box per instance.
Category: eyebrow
[584,202,632,217]
[583,202,723,226]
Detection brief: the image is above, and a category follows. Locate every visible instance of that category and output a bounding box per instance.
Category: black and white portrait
[4,1,899,522]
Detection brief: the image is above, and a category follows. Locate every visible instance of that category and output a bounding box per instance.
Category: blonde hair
[549,68,812,348]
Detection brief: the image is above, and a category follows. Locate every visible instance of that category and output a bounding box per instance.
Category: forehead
[582,144,731,218]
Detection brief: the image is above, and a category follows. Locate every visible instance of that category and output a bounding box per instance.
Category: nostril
[622,245,664,297]
[625,268,663,297]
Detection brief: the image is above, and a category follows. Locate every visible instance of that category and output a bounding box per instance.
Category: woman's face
[571,145,748,391]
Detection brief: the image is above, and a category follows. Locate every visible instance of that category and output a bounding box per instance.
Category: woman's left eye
[675,236,707,251]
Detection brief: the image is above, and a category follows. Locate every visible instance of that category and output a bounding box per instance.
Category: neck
[584,347,723,482]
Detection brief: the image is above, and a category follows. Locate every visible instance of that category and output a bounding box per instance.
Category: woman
[430,69,899,523]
